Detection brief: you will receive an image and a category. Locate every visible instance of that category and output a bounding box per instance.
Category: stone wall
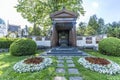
[31,34,107,50]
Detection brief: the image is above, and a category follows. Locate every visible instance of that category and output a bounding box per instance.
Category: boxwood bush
[99,37,120,56]
[0,38,17,48]
[10,38,37,56]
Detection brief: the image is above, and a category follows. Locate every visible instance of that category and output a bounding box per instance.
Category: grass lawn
[0,50,120,80]
[75,50,120,80]
[0,51,57,80]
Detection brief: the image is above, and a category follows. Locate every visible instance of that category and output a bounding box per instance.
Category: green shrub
[99,37,120,56]
[10,38,37,56]
[0,38,17,48]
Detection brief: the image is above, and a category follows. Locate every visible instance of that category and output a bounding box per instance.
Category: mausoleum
[50,8,78,47]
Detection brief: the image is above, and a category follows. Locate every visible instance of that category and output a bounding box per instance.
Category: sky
[0,0,120,28]
[0,0,31,28]
[81,0,120,23]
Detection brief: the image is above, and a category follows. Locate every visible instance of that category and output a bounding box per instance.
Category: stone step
[51,50,77,52]
[51,48,78,52]
[47,51,82,54]
[47,53,87,56]
[47,47,88,56]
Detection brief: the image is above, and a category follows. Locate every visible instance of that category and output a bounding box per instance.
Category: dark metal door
[58,30,69,47]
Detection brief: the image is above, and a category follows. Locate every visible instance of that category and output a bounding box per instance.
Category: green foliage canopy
[107,22,120,38]
[15,0,84,27]
[77,15,106,36]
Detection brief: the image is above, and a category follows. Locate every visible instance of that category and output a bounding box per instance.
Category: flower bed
[85,57,110,65]
[24,57,44,64]
[78,57,120,75]
[13,56,52,73]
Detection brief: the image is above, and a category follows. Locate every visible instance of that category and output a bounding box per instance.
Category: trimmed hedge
[99,37,120,56]
[10,38,37,56]
[0,38,17,48]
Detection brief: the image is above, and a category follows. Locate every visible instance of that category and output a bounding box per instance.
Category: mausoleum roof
[50,8,78,18]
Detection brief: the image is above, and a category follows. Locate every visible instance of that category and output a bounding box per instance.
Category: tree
[98,18,105,34]
[47,0,84,14]
[107,27,120,38]
[77,22,86,36]
[87,15,98,35]
[28,26,41,36]
[114,27,120,38]
[15,0,85,36]
[85,26,96,35]
[88,15,98,29]
[107,22,120,38]
[28,27,33,35]
[109,21,120,38]
[111,21,119,28]
[87,15,106,35]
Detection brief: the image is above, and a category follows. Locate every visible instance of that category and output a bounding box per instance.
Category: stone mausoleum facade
[50,8,78,47]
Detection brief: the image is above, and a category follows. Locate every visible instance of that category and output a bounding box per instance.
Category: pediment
[54,13,74,18]
[50,9,78,18]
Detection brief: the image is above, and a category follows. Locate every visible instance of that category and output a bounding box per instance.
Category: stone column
[72,22,77,47]
[69,29,72,46]
[54,26,58,47]
[69,22,76,47]
[51,22,56,47]
[70,22,76,47]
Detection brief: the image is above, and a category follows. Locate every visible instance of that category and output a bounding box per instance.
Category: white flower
[78,57,120,75]
[13,56,52,73]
